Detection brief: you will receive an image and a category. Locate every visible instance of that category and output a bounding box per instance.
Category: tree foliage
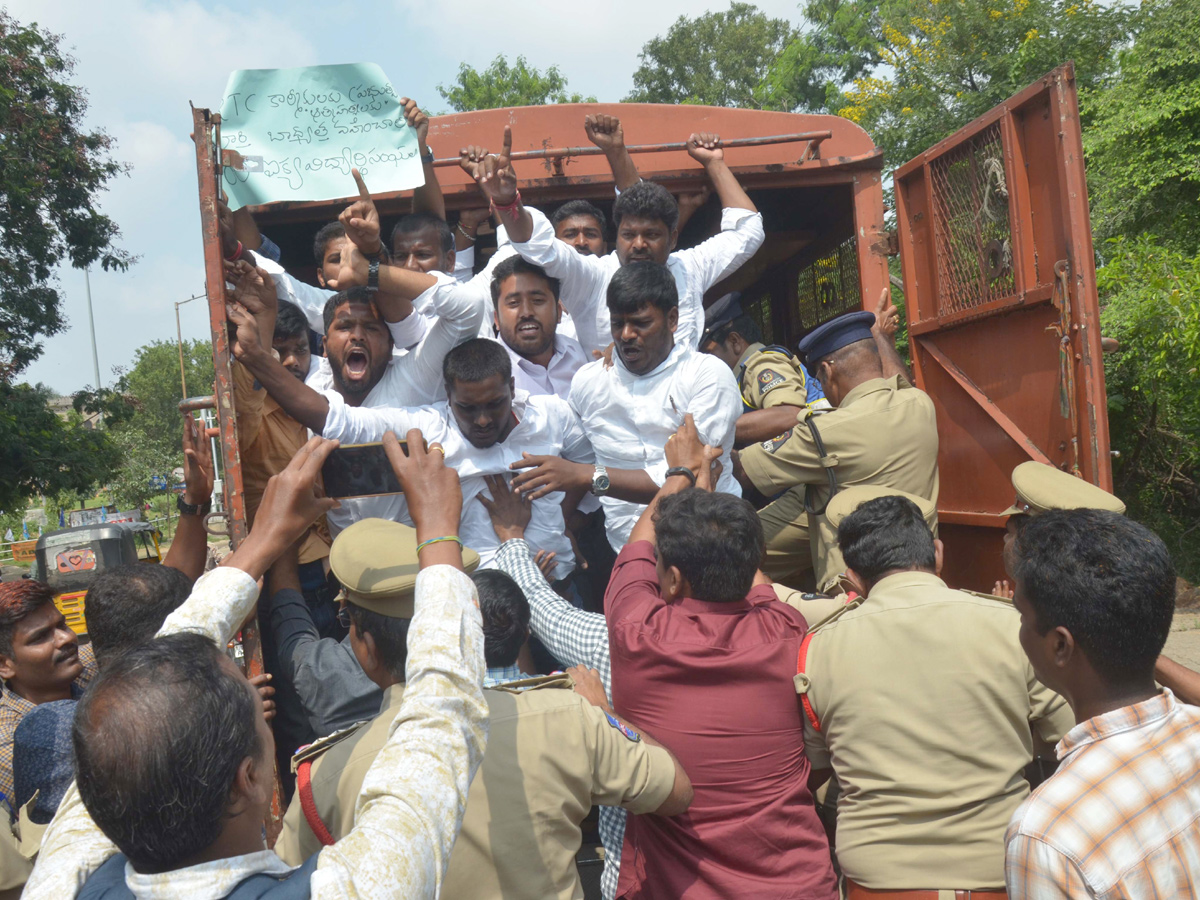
[0,11,133,382]
[111,339,214,465]
[1098,236,1200,577]
[625,3,799,109]
[437,55,595,112]
[0,382,121,516]
[1085,0,1200,252]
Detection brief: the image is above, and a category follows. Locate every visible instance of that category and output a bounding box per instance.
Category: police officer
[733,309,940,589]
[274,518,693,900]
[699,292,830,447]
[794,488,1074,898]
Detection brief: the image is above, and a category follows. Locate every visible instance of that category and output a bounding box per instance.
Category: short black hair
[551,200,608,236]
[654,489,763,603]
[490,256,561,305]
[837,496,937,583]
[74,632,261,874]
[85,564,194,668]
[273,300,310,342]
[313,221,346,266]
[606,261,678,317]
[321,286,379,334]
[1011,509,1176,685]
[391,213,454,255]
[0,580,54,657]
[346,602,410,681]
[612,180,679,234]
[442,337,512,396]
[471,569,530,668]
[716,314,763,346]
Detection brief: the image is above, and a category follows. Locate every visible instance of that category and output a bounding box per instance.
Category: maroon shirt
[606,541,837,900]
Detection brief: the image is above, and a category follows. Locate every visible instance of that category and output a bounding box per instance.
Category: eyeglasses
[336,604,351,629]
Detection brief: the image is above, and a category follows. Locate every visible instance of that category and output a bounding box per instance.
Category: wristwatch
[367,259,380,291]
[591,464,611,497]
[665,466,698,486]
[177,494,212,517]
[421,145,435,165]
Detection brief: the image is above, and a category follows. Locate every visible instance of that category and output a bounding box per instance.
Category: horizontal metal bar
[179,395,217,413]
[431,131,833,168]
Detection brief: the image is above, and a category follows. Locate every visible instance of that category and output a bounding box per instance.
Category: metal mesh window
[796,235,862,330]
[928,121,1017,315]
[742,292,775,345]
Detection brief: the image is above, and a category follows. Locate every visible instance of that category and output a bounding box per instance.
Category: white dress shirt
[498,332,590,402]
[321,389,593,580]
[512,206,765,356]
[569,341,743,550]
[23,564,487,900]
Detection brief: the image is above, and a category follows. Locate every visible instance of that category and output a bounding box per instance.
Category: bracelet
[665,466,698,486]
[226,240,244,262]
[457,223,477,242]
[416,535,464,554]
[490,190,522,215]
[362,245,384,263]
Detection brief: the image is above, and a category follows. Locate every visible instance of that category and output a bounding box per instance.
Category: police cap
[330,518,480,618]
[700,292,742,346]
[826,485,938,531]
[1001,461,1126,517]
[797,311,876,368]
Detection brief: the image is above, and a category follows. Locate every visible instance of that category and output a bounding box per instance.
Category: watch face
[594,475,610,492]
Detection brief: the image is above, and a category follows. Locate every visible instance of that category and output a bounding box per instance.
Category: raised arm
[629,415,720,546]
[311,432,487,897]
[586,114,640,192]
[871,288,911,384]
[404,98,445,221]
[161,414,214,582]
[687,132,756,213]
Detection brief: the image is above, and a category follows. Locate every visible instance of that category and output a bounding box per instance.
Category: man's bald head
[814,339,883,407]
[73,632,264,873]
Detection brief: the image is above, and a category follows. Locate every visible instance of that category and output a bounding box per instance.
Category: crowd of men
[1,101,1198,900]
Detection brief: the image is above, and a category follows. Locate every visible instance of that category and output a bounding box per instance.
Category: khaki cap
[1001,461,1126,517]
[329,518,480,618]
[825,484,938,531]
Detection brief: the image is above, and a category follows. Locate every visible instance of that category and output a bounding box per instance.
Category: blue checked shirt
[495,539,622,900]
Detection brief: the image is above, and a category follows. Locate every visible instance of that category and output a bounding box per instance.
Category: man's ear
[229,755,260,816]
[358,628,380,674]
[445,248,456,273]
[662,565,686,602]
[933,538,944,577]
[316,269,328,289]
[669,228,680,252]
[667,306,679,335]
[555,300,564,324]
[0,654,15,682]
[1051,626,1076,670]
[843,567,869,598]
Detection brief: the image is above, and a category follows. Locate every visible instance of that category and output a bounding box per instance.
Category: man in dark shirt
[605,416,837,900]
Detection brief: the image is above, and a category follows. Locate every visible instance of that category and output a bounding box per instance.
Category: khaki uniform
[796,570,1075,890]
[740,375,939,587]
[736,343,821,411]
[276,675,676,900]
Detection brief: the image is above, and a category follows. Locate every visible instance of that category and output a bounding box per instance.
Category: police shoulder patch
[757,368,787,395]
[605,711,641,742]
[762,429,792,453]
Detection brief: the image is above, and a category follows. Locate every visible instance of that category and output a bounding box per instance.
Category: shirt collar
[736,342,764,373]
[866,570,946,597]
[673,584,778,615]
[614,340,689,381]
[484,664,531,687]
[1057,689,1177,760]
[124,850,294,899]
[838,374,903,409]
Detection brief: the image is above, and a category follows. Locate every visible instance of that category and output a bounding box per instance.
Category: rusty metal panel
[894,64,1112,591]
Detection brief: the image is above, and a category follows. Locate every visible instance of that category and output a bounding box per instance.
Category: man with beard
[0,581,95,822]
[461,126,764,358]
[508,262,742,552]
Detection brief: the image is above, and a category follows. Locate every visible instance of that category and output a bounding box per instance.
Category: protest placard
[219,62,425,210]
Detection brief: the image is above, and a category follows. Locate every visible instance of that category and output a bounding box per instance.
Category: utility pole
[84,268,102,390]
[174,292,206,398]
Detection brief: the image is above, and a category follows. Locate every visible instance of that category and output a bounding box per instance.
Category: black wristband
[362,246,384,263]
[177,494,212,517]
[665,466,697,486]
[367,259,380,290]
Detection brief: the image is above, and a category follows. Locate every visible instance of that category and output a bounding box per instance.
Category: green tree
[1098,235,1200,578]
[764,0,1129,166]
[0,11,134,381]
[0,382,121,516]
[1085,0,1200,252]
[113,339,214,459]
[437,55,595,112]
[625,3,799,109]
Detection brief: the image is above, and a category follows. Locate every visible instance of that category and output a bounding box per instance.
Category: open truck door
[893,63,1112,591]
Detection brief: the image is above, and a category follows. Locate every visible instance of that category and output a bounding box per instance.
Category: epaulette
[961,588,1014,606]
[487,672,574,694]
[802,592,864,636]
[290,720,369,773]
[760,344,796,359]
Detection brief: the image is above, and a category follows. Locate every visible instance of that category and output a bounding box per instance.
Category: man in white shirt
[490,255,588,400]
[462,127,764,358]
[510,262,742,551]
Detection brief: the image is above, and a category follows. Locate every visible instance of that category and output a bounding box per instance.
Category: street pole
[84,268,102,390]
[174,292,206,400]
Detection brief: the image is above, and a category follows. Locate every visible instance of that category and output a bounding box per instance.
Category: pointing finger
[351,167,371,201]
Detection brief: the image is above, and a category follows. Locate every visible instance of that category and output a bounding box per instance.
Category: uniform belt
[845,881,1007,900]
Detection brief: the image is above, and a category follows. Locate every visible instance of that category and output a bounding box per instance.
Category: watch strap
[367,259,380,290]
[177,494,212,517]
[665,466,698,486]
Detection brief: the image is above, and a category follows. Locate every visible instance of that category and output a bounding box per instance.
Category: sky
[12,0,806,395]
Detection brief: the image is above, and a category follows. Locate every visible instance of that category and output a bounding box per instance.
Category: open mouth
[516,321,542,337]
[345,348,369,379]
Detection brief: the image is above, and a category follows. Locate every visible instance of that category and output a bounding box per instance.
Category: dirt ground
[1165,612,1200,669]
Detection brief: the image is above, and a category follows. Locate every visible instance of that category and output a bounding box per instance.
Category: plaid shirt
[495,538,622,900]
[0,642,97,818]
[1005,689,1200,898]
